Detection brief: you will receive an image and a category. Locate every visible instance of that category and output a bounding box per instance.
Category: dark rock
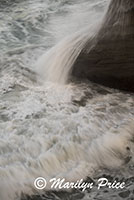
[72,0,134,92]
[118,190,131,198]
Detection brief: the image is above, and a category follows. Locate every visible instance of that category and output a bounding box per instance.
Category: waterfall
[36,29,97,84]
[36,0,134,88]
[35,0,106,84]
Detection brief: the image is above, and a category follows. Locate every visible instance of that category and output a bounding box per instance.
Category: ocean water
[0,0,134,200]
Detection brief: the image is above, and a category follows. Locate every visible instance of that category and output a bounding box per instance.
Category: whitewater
[0,0,134,200]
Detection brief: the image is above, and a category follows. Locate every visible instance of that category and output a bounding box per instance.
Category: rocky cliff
[72,0,134,92]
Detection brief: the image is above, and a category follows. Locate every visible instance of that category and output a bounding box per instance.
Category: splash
[35,0,107,84]
[36,29,96,84]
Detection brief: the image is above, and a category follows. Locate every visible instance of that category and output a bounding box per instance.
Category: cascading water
[36,0,134,86]
[0,1,134,200]
[35,2,105,84]
[36,30,95,84]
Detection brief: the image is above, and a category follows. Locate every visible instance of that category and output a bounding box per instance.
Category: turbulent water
[0,0,134,200]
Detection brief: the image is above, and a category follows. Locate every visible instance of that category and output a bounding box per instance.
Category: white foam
[0,82,134,199]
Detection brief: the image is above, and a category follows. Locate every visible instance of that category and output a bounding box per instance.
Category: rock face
[72,0,134,92]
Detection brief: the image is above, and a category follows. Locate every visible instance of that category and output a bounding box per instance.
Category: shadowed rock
[72,0,134,92]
